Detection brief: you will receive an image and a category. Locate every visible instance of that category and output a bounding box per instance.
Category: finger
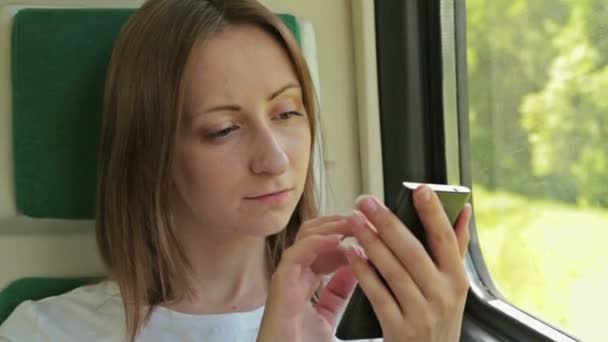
[348,213,426,313]
[282,234,343,271]
[314,266,358,326]
[296,215,347,240]
[413,185,462,272]
[454,204,472,258]
[355,197,438,298]
[345,246,402,330]
[310,248,350,274]
[297,219,351,241]
[300,215,346,231]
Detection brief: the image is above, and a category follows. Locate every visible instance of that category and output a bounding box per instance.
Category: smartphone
[335,182,471,340]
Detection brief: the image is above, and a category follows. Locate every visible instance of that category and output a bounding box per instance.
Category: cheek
[285,124,312,173]
[173,143,240,210]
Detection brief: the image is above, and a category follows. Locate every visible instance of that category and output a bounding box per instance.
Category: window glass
[466,1,608,341]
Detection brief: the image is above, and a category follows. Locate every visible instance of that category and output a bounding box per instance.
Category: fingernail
[344,246,358,264]
[353,210,365,223]
[353,210,378,235]
[415,185,432,203]
[349,210,365,231]
[345,244,367,263]
[354,245,368,260]
[340,236,360,248]
[356,195,378,213]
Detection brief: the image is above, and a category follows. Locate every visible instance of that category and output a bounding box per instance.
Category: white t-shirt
[0,280,264,341]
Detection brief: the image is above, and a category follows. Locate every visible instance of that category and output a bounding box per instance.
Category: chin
[242,212,295,237]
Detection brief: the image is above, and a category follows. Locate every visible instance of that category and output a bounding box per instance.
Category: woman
[0,0,472,341]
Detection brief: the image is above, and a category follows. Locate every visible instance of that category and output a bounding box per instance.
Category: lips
[244,188,294,206]
[245,188,293,200]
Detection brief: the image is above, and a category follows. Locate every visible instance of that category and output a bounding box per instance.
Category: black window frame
[374,0,581,341]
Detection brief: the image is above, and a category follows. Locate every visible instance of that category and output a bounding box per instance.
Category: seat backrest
[0,6,322,324]
[0,276,101,323]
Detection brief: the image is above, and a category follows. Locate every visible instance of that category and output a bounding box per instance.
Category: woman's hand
[257,215,359,342]
[345,185,472,342]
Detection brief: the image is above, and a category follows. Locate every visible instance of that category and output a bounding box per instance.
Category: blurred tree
[467,0,568,194]
[521,0,608,207]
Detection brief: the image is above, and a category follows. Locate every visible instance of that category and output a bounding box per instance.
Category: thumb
[313,266,358,327]
[454,203,472,258]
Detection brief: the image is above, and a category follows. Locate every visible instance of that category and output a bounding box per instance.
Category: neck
[167,220,271,314]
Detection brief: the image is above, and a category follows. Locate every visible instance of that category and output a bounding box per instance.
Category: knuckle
[404,310,437,341]
[383,319,407,340]
[384,267,408,285]
[378,210,400,232]
[430,226,456,246]
[421,312,438,335]
[301,218,314,228]
[369,292,393,313]
[407,244,429,265]
[454,274,471,295]
[357,228,379,246]
[296,223,312,237]
[431,292,451,317]
[410,309,436,337]
[402,327,418,339]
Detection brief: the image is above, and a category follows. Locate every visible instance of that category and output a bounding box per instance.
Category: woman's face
[172,24,311,238]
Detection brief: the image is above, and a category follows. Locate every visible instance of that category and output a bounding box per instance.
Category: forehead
[185,24,300,105]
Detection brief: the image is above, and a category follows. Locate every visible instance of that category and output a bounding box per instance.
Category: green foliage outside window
[467,0,608,341]
[468,0,608,206]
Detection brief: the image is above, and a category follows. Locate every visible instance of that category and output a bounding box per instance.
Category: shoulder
[0,280,125,341]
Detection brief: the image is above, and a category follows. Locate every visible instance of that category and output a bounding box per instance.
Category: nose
[250,124,289,176]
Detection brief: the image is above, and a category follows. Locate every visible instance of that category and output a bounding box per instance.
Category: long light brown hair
[95,0,319,340]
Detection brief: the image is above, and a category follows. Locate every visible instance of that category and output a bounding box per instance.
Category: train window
[466,0,608,341]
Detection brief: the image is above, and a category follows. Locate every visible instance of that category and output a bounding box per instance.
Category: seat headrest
[7,8,306,219]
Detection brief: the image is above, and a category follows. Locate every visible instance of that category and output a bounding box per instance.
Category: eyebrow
[198,83,301,116]
[268,83,300,101]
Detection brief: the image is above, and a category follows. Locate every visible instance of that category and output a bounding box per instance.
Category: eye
[276,111,304,120]
[208,126,239,139]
